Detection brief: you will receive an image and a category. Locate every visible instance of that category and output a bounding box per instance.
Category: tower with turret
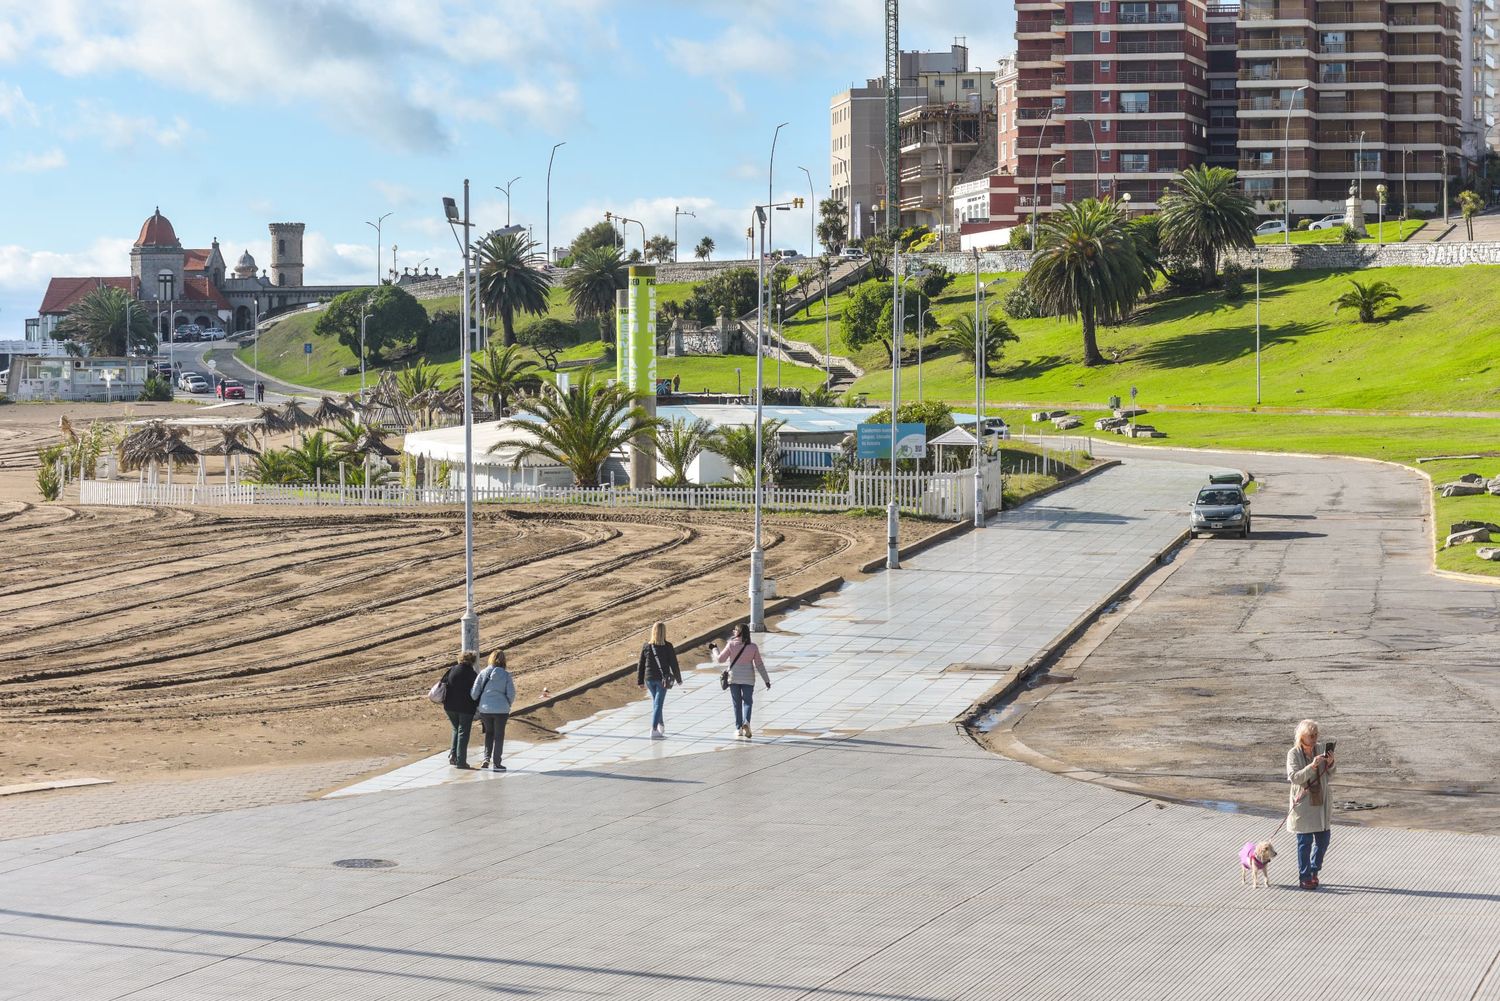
[268,222,305,287]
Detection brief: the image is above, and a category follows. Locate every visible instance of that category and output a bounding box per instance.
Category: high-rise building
[1235,0,1462,216]
[1207,3,1243,169]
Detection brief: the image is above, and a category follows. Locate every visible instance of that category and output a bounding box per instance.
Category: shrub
[1295,218,1311,231]
[1002,280,1044,320]
[35,447,62,501]
[1338,224,1359,244]
[139,374,174,401]
[1007,226,1033,251]
[421,309,461,354]
[1220,262,1246,302]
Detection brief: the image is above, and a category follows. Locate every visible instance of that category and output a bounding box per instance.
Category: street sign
[856,422,927,460]
[303,342,313,355]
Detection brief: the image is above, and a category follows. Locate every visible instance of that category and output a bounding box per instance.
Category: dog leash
[1269,758,1326,838]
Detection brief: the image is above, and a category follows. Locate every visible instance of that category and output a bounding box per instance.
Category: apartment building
[1208,3,1243,168]
[1236,0,1463,215]
[1475,0,1499,153]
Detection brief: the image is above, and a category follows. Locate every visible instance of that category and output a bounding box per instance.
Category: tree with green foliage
[711,420,784,486]
[395,359,445,399]
[842,281,895,362]
[1027,198,1145,367]
[654,417,716,486]
[865,400,955,472]
[569,219,621,260]
[1331,279,1401,323]
[684,266,758,324]
[421,309,460,354]
[496,371,661,485]
[1158,165,1256,288]
[55,286,157,356]
[286,431,341,482]
[475,229,552,347]
[940,312,1019,378]
[862,234,893,279]
[139,373,174,401]
[517,317,577,371]
[644,234,676,263]
[246,448,300,485]
[472,343,537,416]
[316,284,428,364]
[1459,190,1483,241]
[694,236,715,260]
[564,245,627,342]
[1008,224,1033,251]
[816,198,848,256]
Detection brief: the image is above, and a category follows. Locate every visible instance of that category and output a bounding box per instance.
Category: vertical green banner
[614,288,629,385]
[626,265,657,394]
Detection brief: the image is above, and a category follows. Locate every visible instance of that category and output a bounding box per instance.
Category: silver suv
[1190,484,1251,538]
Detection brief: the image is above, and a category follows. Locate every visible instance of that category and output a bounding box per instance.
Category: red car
[217,379,246,400]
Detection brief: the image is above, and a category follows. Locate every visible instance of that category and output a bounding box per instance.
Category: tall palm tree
[475,229,552,347]
[395,360,445,399]
[1027,199,1146,367]
[1158,164,1256,287]
[1459,190,1483,241]
[472,344,536,417]
[939,312,1020,378]
[286,431,341,482]
[1331,279,1402,323]
[694,236,715,261]
[711,420,784,486]
[55,286,157,356]
[495,371,661,485]
[654,418,716,486]
[564,245,627,342]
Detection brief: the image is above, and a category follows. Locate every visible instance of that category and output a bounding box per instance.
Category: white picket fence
[779,444,842,473]
[79,461,1006,521]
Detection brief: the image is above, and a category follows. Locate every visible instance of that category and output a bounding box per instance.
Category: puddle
[1239,582,1276,596]
[1026,673,1074,689]
[972,702,1025,733]
[1334,800,1386,812]
[1185,798,1254,814]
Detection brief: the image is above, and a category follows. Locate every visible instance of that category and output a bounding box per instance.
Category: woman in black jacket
[637,621,683,738]
[441,651,480,769]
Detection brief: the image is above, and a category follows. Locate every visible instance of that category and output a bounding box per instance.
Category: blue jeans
[646,680,667,729]
[730,683,754,728]
[1296,829,1330,881]
[445,711,474,766]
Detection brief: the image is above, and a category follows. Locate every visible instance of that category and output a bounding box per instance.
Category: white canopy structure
[402,420,573,489]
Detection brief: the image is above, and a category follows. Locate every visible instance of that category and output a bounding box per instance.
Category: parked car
[216,378,246,400]
[839,247,866,260]
[1190,484,1251,538]
[202,327,228,340]
[1255,220,1288,237]
[179,372,209,393]
[777,249,800,259]
[151,361,178,378]
[1307,215,1343,231]
[982,416,1011,441]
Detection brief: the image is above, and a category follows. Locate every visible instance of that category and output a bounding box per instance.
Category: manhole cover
[332,858,398,869]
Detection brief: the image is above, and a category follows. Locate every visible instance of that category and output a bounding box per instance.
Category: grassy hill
[238,281,825,395]
[780,265,1500,413]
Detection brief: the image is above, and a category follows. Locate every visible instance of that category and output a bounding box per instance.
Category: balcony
[1209,29,1238,44]
[1390,97,1446,114]
[1115,128,1191,143]
[1240,126,1313,141]
[1315,4,1384,23]
[1017,17,1065,32]
[1389,39,1449,56]
[1119,9,1186,23]
[1239,65,1312,81]
[1239,95,1311,110]
[1319,40,1384,55]
[1239,1,1313,20]
[1117,68,1186,83]
[1386,126,1448,143]
[1318,69,1385,83]
[1389,10,1454,28]
[1119,100,1185,114]
[1240,34,1310,50]
[1390,69,1452,86]
[1239,153,1314,171]
[1117,38,1187,54]
[1320,95,1386,113]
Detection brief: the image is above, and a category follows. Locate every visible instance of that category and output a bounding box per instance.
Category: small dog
[1239,840,1278,888]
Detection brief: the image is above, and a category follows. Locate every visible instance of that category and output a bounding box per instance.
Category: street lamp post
[799,165,816,257]
[546,141,566,264]
[1120,190,1132,219]
[1402,147,1409,225]
[1029,105,1057,250]
[1252,248,1264,405]
[442,183,479,654]
[769,122,789,255]
[972,248,985,529]
[359,304,368,397]
[833,154,851,242]
[497,176,521,227]
[673,206,696,263]
[366,212,392,286]
[1284,85,1308,245]
[1442,147,1450,224]
[1377,183,1388,247]
[252,296,260,397]
[158,271,175,369]
[886,244,906,571]
[1358,130,1366,212]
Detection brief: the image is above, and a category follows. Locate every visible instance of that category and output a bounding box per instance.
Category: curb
[952,526,1191,732]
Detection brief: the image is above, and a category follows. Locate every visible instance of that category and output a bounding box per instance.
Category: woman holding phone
[1286,719,1336,889]
[710,624,771,739]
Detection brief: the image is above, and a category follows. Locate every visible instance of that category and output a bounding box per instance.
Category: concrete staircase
[740,258,870,394]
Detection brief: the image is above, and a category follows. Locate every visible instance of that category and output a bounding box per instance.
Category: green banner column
[626,266,658,488]
[614,289,629,386]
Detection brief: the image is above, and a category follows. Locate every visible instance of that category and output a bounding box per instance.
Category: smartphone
[1324,740,1336,754]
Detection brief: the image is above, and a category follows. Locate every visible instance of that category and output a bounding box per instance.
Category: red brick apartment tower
[1017,0,1211,216]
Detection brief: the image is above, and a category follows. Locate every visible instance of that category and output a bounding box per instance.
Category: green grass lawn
[784,265,1500,413]
[1254,219,1426,244]
[1414,457,1500,575]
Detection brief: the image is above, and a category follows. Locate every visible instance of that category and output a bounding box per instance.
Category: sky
[0,0,1016,336]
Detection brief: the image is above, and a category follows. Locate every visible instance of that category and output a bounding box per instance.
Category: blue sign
[856,422,927,460]
[303,342,313,354]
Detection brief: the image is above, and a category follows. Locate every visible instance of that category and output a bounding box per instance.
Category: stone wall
[1223,241,1500,271]
[908,250,1035,274]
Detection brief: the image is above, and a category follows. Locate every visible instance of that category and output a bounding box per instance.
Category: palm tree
[694,236,715,261]
[286,431,341,482]
[711,420,784,486]
[1459,190,1483,241]
[495,371,661,485]
[1331,279,1402,323]
[654,418,716,486]
[395,360,445,399]
[1158,164,1256,287]
[472,344,536,417]
[475,229,552,347]
[1027,199,1146,367]
[940,312,1020,378]
[563,245,627,342]
[55,286,157,356]
[246,448,300,485]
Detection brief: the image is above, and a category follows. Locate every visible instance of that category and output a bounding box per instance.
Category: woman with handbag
[637,621,683,738]
[437,651,479,769]
[710,623,771,739]
[470,650,517,772]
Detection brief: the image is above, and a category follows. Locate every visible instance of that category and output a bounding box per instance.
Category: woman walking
[637,621,683,738]
[1286,718,1336,889]
[471,650,517,772]
[440,651,479,769]
[710,623,771,739]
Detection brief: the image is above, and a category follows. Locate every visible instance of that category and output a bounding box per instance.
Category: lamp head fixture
[442,197,460,224]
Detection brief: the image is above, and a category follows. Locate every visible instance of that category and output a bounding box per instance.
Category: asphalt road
[987,444,1500,834]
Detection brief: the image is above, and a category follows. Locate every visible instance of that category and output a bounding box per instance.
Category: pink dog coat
[1240,841,1267,870]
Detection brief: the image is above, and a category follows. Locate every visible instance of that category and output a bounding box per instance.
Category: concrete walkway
[337,459,1216,796]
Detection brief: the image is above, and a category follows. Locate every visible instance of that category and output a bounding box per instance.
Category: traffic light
[792,197,805,209]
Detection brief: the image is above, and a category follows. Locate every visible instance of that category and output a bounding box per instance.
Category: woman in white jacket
[711,624,771,739]
[471,650,517,772]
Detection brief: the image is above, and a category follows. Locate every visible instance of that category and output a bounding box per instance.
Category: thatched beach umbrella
[281,399,319,433]
[257,405,292,435]
[201,426,261,487]
[118,421,175,473]
[313,395,353,425]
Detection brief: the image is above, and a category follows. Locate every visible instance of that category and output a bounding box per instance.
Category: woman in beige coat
[1286,718,1336,889]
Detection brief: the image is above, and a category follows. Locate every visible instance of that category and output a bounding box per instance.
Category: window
[1121,152,1149,172]
[1101,119,1111,131]
[278,238,286,254]
[1100,91,1111,103]
[1101,29,1111,42]
[1121,91,1149,113]
[1001,141,1008,160]
[1357,150,1380,172]
[1245,177,1275,197]
[1100,149,1112,160]
[1101,60,1111,73]
[962,78,975,89]
[1101,0,1111,8]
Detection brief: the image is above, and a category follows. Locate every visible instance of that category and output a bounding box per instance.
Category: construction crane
[884,0,900,234]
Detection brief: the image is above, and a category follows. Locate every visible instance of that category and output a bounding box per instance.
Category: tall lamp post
[799,165,816,257]
[673,206,695,263]
[769,122,789,255]
[1376,183,1388,247]
[546,141,565,264]
[1029,105,1057,249]
[1284,85,1308,245]
[1252,248,1264,405]
[496,177,521,226]
[887,242,905,570]
[833,155,851,242]
[252,296,260,396]
[366,212,392,286]
[749,196,796,632]
[972,249,986,529]
[157,271,175,368]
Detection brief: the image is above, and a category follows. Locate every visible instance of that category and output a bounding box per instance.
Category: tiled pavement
[8,456,1496,999]
[337,459,1217,796]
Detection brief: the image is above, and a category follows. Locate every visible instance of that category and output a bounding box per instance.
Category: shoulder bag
[428,668,449,705]
[648,645,672,689]
[720,643,747,691]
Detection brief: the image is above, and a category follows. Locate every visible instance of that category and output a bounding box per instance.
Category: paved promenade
[6,457,1498,999]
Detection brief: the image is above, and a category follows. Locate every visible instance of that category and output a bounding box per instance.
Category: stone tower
[268,222,305,287]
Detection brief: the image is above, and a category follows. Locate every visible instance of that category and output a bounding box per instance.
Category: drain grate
[333,858,398,869]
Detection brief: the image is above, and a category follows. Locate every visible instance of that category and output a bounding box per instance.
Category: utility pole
[673,206,695,263]
[884,0,900,233]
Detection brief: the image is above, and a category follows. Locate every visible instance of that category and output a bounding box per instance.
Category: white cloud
[68,100,192,151]
[0,81,38,125]
[661,24,794,112]
[0,236,133,291]
[7,147,67,172]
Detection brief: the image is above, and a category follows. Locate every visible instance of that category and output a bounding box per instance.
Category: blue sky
[0,0,1013,335]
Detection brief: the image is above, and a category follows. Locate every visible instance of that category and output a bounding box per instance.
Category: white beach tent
[401,420,574,489]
